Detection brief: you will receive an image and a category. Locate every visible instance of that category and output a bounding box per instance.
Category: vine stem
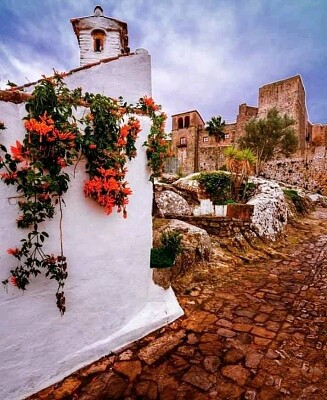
[58,196,64,257]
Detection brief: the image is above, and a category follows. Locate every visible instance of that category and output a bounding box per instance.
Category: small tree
[205,115,226,142]
[224,147,256,202]
[239,108,298,174]
[205,116,226,169]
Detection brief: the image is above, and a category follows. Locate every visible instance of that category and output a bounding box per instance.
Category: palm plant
[205,116,226,169]
[205,116,226,143]
[224,147,256,201]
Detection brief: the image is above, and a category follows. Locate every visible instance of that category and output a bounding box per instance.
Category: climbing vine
[0,71,168,314]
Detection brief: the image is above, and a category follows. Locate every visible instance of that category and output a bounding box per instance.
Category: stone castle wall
[171,111,204,175]
[261,148,327,195]
[258,75,308,153]
[170,75,326,179]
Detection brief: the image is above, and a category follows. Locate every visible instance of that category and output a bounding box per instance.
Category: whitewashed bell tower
[70,5,129,66]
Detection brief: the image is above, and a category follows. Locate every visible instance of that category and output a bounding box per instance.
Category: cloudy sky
[0,0,326,128]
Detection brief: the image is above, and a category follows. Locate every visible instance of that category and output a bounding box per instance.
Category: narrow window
[178,117,183,129]
[92,30,106,53]
[203,136,209,143]
[180,137,187,145]
[94,38,102,52]
[184,116,190,128]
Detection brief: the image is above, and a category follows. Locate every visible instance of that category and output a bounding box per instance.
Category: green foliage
[161,230,183,257]
[239,108,298,173]
[150,230,183,268]
[283,189,306,214]
[205,115,226,142]
[224,147,257,202]
[196,171,231,205]
[150,248,175,268]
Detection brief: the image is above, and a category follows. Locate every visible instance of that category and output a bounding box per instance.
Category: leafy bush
[196,171,231,205]
[283,189,306,214]
[150,230,182,268]
[150,248,175,268]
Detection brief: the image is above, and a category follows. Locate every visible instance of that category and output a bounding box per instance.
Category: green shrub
[150,230,183,268]
[283,189,306,214]
[196,171,231,205]
[150,248,175,268]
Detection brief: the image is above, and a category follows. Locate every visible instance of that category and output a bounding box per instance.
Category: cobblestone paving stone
[29,209,327,400]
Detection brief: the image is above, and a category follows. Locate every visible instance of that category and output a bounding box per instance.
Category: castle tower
[257,75,308,154]
[171,111,205,175]
[70,5,129,66]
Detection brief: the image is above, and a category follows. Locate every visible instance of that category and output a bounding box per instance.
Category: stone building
[0,7,182,400]
[71,5,129,66]
[171,75,326,175]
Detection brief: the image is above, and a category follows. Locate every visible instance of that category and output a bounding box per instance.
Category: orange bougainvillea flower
[9,276,18,286]
[55,130,75,141]
[25,112,55,137]
[57,157,67,168]
[121,186,132,195]
[142,96,160,111]
[7,248,20,256]
[120,124,131,138]
[85,113,94,122]
[0,171,18,183]
[10,140,25,162]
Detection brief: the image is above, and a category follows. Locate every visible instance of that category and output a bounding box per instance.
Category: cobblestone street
[31,208,327,400]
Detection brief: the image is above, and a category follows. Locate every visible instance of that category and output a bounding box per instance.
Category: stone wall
[261,152,327,195]
[170,75,327,175]
[164,215,253,238]
[171,111,204,175]
[235,103,258,142]
[258,75,307,153]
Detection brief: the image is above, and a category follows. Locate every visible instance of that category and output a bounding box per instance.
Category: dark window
[95,38,102,52]
[184,116,190,128]
[92,30,106,52]
[178,117,183,129]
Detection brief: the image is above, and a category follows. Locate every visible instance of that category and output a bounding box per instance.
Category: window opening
[92,30,106,53]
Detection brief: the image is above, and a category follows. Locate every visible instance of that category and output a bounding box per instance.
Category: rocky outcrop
[152,219,211,289]
[155,174,314,242]
[308,193,327,208]
[155,187,192,217]
[247,178,289,241]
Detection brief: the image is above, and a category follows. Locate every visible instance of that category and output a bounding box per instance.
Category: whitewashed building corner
[0,7,183,400]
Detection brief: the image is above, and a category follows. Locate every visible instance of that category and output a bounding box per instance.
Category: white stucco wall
[0,56,182,400]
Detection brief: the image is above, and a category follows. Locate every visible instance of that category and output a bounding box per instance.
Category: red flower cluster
[142,96,161,112]
[0,171,18,184]
[25,113,75,146]
[84,167,132,217]
[10,140,25,162]
[7,248,20,256]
